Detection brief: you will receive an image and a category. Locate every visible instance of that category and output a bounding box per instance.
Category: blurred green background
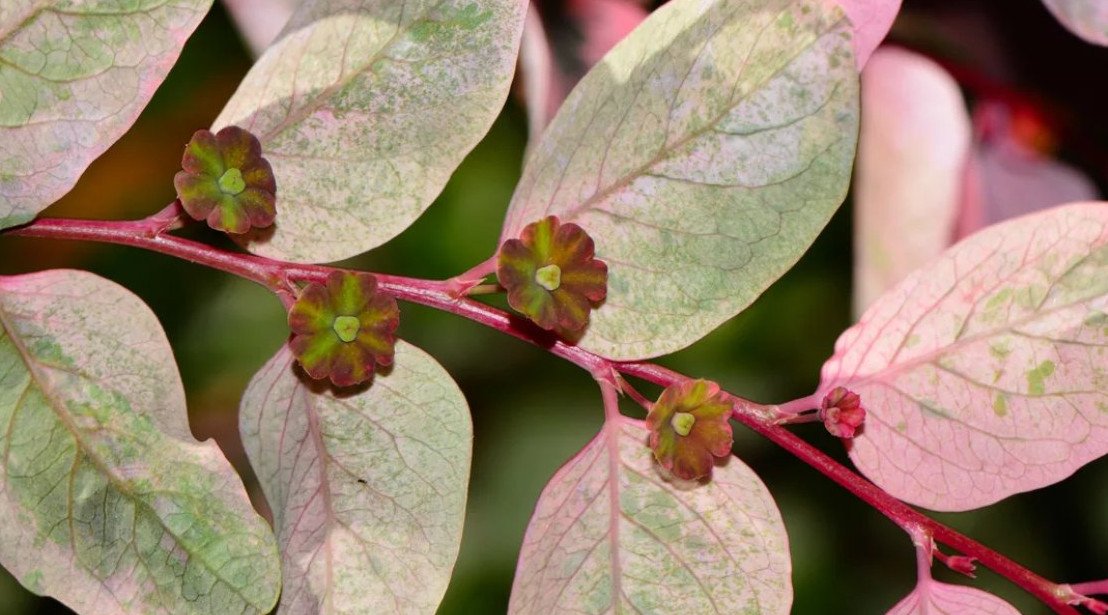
[1,0,1106,613]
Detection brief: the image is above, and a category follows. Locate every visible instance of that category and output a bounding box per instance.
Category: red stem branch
[2,216,1085,614]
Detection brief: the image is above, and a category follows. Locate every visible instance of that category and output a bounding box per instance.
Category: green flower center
[332,315,361,343]
[535,264,562,291]
[218,168,246,195]
[671,412,696,437]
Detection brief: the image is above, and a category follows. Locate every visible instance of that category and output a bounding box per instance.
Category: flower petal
[497,238,538,287]
[181,130,223,176]
[519,215,557,261]
[551,221,596,264]
[174,172,222,219]
[236,187,277,228]
[209,195,251,234]
[507,284,558,330]
[691,419,734,458]
[328,342,375,387]
[216,126,263,170]
[290,333,338,380]
[288,284,334,333]
[327,271,376,315]
[560,259,608,302]
[551,287,591,332]
[241,158,277,193]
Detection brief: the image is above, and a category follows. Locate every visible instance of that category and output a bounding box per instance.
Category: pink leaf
[823,203,1108,511]
[957,103,1099,239]
[1042,0,1108,46]
[854,47,971,315]
[887,581,1021,615]
[239,343,471,613]
[0,270,279,614]
[221,0,298,56]
[0,0,211,230]
[510,417,791,613]
[826,0,903,68]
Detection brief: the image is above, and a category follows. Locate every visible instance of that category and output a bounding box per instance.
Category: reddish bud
[820,387,866,439]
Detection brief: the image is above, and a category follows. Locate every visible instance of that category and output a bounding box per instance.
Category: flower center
[535,264,562,291]
[671,412,696,437]
[332,315,361,343]
[218,168,246,195]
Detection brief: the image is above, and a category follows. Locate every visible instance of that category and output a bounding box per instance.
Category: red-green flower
[646,379,733,481]
[820,387,866,439]
[288,271,399,387]
[173,126,276,234]
[497,216,607,337]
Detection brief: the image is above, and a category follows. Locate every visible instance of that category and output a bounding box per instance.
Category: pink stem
[1071,581,1108,597]
[1,215,1083,614]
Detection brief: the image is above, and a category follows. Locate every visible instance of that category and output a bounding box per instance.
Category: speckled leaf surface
[1042,0,1108,45]
[240,343,471,614]
[502,0,859,360]
[820,203,1108,511]
[0,270,280,614]
[853,47,970,315]
[0,0,212,230]
[215,0,526,263]
[887,582,1020,615]
[510,417,790,614]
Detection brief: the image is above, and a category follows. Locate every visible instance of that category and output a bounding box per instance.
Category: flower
[173,126,277,234]
[820,387,866,438]
[497,216,608,337]
[287,271,399,387]
[646,379,733,481]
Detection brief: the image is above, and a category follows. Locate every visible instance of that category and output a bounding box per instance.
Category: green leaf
[215,0,527,263]
[502,0,859,360]
[0,0,212,230]
[0,270,280,614]
[511,417,791,613]
[240,342,472,614]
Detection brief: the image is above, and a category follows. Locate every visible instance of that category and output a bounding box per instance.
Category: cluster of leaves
[1,0,1107,614]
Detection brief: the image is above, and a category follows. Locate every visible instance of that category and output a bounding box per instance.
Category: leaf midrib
[0,303,267,611]
[512,4,851,235]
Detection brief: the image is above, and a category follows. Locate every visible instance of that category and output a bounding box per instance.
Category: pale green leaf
[501,0,859,360]
[215,0,526,263]
[510,417,791,614]
[0,270,280,614]
[240,342,472,614]
[0,0,212,230]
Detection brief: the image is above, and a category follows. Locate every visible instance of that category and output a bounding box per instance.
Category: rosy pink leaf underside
[1042,0,1108,45]
[503,0,860,360]
[887,581,1021,615]
[510,418,791,614]
[214,0,526,263]
[829,0,903,68]
[822,203,1108,511]
[240,343,472,614]
[0,270,280,614]
[853,47,971,315]
[0,0,212,230]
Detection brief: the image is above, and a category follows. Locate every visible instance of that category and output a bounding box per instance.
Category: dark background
[1,0,1105,613]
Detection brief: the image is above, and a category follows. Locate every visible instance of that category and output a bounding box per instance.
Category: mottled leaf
[0,270,280,614]
[510,417,790,614]
[821,203,1108,511]
[215,0,526,263]
[887,582,1020,615]
[240,342,472,614]
[854,47,970,315]
[502,0,859,360]
[0,0,212,230]
[831,0,902,68]
[1042,0,1108,46]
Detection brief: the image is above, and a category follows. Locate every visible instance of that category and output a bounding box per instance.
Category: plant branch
[1,215,1086,613]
